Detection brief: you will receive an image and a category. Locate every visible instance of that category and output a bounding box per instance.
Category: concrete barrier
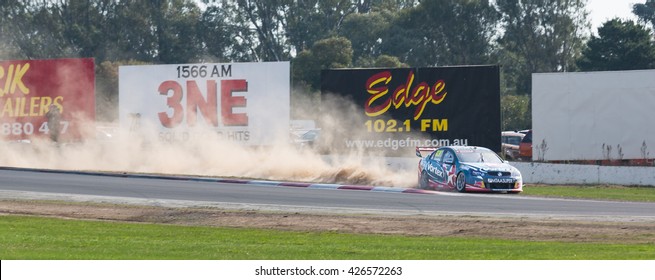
[511,162,655,186]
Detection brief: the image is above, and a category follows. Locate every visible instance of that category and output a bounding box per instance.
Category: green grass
[521,185,655,202]
[1,216,653,260]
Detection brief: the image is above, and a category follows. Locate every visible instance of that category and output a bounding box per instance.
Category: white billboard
[119,62,290,145]
[532,70,655,161]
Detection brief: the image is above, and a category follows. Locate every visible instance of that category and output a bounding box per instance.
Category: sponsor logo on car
[427,164,444,177]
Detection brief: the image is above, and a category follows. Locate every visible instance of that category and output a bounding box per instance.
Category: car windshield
[504,136,522,145]
[457,150,504,163]
[301,131,318,140]
[521,131,532,143]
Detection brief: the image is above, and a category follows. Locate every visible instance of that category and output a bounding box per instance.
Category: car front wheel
[455,172,466,193]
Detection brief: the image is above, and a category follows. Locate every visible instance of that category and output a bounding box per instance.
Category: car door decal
[425,150,445,186]
[427,161,445,182]
[441,151,457,188]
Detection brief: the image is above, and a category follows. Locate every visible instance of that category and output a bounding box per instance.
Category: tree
[577,19,655,71]
[1,0,204,63]
[103,1,157,62]
[0,0,27,59]
[285,0,358,55]
[290,36,353,117]
[0,0,76,59]
[107,0,203,64]
[228,0,294,61]
[381,0,499,67]
[501,94,530,131]
[633,0,655,31]
[289,1,413,66]
[197,5,241,62]
[57,0,114,60]
[292,36,353,91]
[355,54,408,68]
[496,0,588,95]
[154,0,204,63]
[338,11,390,63]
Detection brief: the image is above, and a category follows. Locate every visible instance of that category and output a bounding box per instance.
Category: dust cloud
[1,93,420,188]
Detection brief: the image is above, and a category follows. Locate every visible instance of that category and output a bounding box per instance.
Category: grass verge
[520,185,655,202]
[1,215,654,260]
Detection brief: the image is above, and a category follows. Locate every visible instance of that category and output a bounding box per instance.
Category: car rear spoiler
[415,147,438,157]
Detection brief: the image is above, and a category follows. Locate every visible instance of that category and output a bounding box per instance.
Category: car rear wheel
[419,172,430,190]
[455,172,466,193]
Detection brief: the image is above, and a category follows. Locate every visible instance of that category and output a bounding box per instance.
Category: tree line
[1,0,654,129]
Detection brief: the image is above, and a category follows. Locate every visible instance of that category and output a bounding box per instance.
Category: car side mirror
[444,158,454,165]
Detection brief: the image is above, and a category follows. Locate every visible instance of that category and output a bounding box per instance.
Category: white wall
[511,162,655,186]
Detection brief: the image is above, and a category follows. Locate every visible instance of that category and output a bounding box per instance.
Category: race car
[416,146,523,193]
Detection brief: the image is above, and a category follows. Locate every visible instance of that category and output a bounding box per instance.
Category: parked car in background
[501,131,525,160]
[519,129,532,161]
[290,120,320,148]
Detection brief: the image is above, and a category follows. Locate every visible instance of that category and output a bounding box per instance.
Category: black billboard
[320,65,501,154]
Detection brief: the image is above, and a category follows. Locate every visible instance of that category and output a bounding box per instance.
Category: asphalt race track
[1,168,655,222]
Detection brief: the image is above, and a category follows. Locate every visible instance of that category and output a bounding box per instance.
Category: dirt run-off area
[1,199,655,244]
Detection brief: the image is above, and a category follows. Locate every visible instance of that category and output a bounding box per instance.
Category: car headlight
[471,170,484,176]
[511,169,522,178]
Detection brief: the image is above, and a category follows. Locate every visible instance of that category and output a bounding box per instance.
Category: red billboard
[0,58,95,142]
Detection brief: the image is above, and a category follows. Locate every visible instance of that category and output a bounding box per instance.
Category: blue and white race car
[416,146,523,193]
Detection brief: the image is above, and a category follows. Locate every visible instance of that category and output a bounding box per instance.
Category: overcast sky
[587,0,640,31]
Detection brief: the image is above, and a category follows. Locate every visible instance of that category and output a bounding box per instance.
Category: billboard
[0,58,95,141]
[119,62,290,145]
[532,70,655,161]
[320,65,501,153]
